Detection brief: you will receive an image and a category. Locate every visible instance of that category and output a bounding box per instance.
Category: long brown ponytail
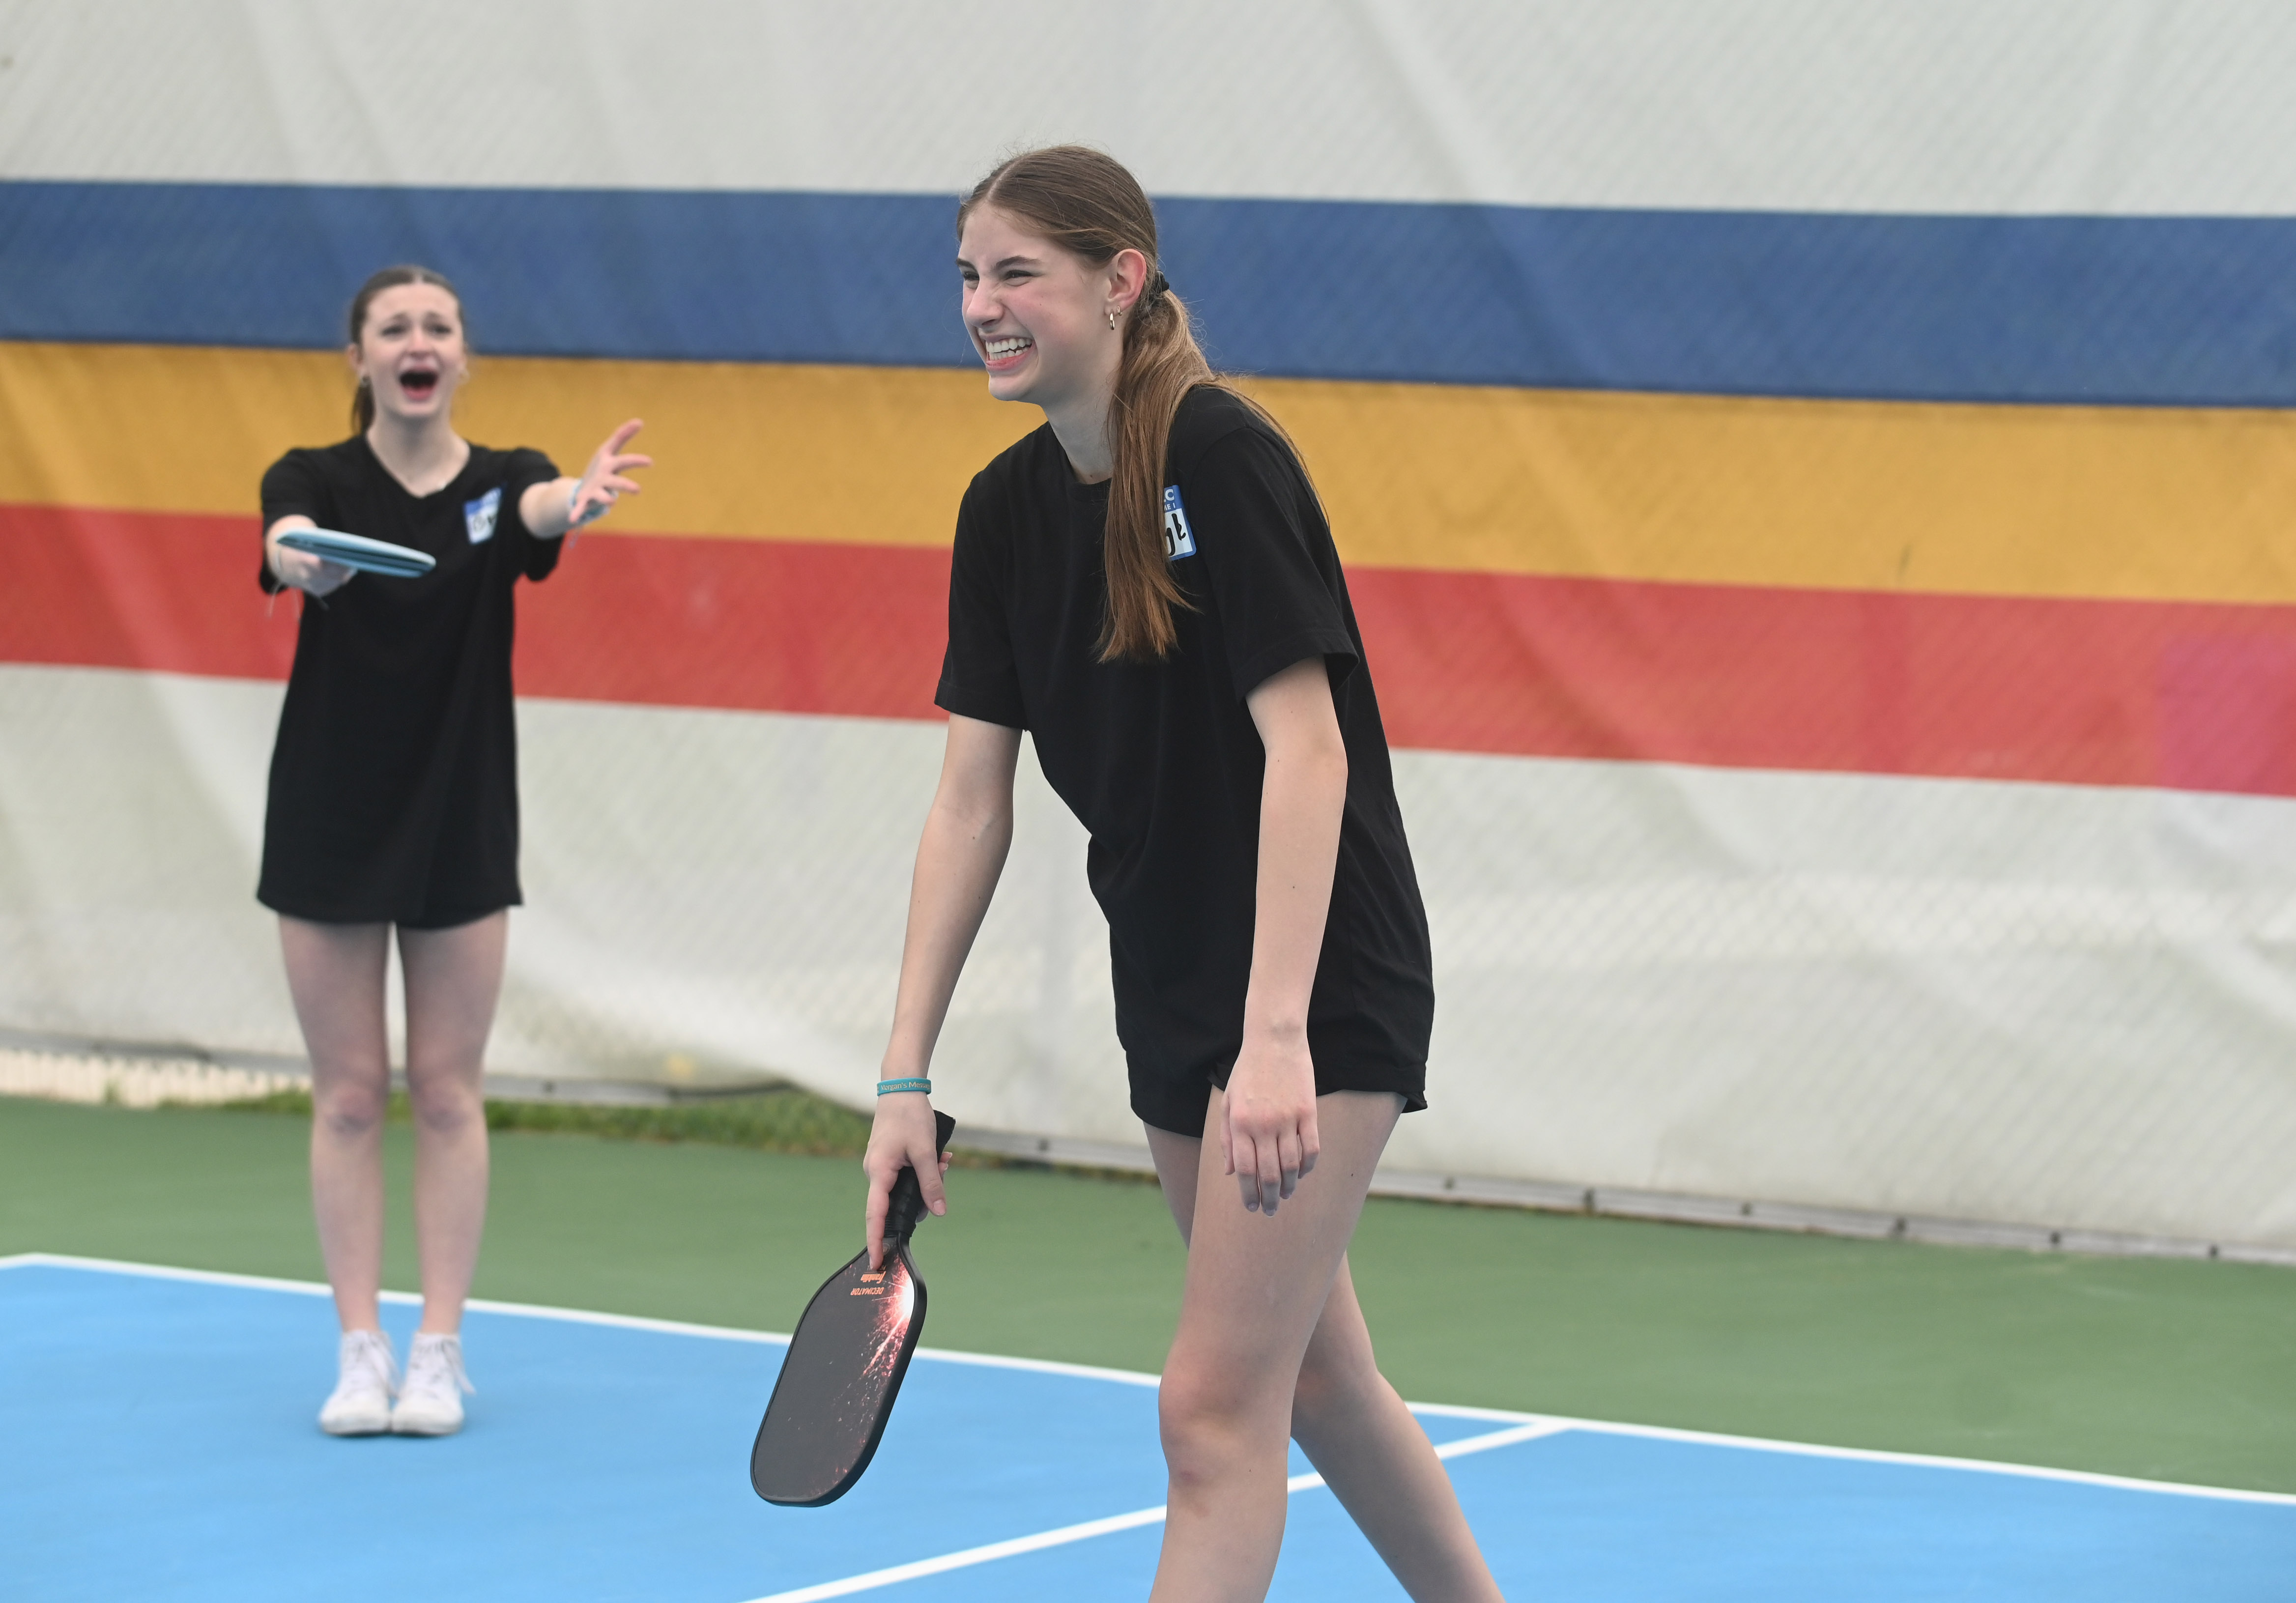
[344,265,464,433]
[960,147,1279,662]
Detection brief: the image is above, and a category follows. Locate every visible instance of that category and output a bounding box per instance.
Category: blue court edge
[5,181,2296,405]
[3,1255,2290,1603]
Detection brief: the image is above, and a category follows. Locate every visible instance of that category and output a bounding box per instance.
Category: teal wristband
[877,1078,932,1096]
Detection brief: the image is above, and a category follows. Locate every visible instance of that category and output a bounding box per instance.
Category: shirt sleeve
[1184,425,1359,700]
[501,448,565,582]
[934,479,1028,730]
[257,451,328,595]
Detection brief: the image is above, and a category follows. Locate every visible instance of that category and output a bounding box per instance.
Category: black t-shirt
[256,435,561,926]
[937,385,1434,1111]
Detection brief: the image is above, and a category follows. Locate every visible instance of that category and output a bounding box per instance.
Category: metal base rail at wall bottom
[3,1028,2289,1271]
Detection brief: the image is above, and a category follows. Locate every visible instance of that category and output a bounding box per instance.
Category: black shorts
[1129,1047,1427,1137]
[394,900,515,932]
[260,895,515,933]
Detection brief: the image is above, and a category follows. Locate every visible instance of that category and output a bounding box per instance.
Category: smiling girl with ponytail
[955,145,1318,663]
[863,148,1499,1601]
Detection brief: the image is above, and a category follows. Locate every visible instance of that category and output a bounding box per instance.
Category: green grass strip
[215,1085,883,1159]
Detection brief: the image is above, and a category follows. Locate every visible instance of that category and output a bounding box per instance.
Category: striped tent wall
[6,0,2296,1246]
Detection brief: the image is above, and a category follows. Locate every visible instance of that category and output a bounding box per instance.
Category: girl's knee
[1159,1351,1238,1434]
[406,1078,482,1136]
[1157,1349,1267,1479]
[314,1084,387,1139]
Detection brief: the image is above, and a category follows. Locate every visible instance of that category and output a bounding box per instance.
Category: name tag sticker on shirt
[1162,485,1196,560]
[464,487,502,545]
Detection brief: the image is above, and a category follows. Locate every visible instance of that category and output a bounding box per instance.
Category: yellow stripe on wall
[0,341,1034,550]
[1269,379,2296,605]
[7,340,2296,604]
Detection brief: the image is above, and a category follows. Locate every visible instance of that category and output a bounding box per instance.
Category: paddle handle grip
[884,1111,957,1245]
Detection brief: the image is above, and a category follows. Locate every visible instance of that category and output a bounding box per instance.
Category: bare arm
[1225,656,1349,1214]
[518,418,652,540]
[863,713,1023,1265]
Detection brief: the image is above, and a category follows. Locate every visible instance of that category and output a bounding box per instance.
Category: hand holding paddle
[750,1110,956,1506]
[266,520,357,596]
[567,418,652,530]
[864,1090,949,1271]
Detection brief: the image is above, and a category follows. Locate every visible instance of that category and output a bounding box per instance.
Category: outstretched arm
[519,418,652,539]
[863,713,1023,1266]
[1226,655,1349,1214]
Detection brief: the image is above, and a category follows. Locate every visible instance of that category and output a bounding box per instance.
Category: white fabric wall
[11,0,2296,1248]
[10,663,2296,1247]
[7,0,2296,212]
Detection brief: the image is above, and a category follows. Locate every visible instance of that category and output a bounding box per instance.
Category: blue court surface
[5,1254,2290,1601]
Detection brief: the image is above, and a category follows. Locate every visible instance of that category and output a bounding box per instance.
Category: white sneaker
[390,1331,474,1436]
[318,1329,398,1436]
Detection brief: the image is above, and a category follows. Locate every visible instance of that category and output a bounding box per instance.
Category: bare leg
[1146,1094,1502,1603]
[280,916,392,1333]
[1289,1260,1502,1599]
[397,912,507,1336]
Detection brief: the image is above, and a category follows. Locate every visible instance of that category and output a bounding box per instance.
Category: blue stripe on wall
[0,183,976,369]
[5,180,2296,404]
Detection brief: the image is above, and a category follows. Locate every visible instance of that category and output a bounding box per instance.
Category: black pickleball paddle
[749,1110,954,1506]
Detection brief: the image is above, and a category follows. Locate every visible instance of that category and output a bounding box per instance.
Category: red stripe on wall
[0,504,298,681]
[516,524,949,720]
[9,501,2296,797]
[1351,568,2296,795]
[0,502,950,721]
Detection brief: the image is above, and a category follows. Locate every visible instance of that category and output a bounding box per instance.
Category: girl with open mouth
[257,265,652,1440]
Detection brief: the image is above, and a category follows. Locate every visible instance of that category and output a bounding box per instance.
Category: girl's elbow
[936,790,1014,845]
[1269,729,1347,785]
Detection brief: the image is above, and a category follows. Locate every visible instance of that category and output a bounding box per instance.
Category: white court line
[8,1252,2293,1509]
[1288,1418,1576,1492]
[1,1251,794,1344]
[735,1419,1575,1603]
[890,1342,1161,1390]
[1439,1412,2296,1508]
[734,1505,1169,1603]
